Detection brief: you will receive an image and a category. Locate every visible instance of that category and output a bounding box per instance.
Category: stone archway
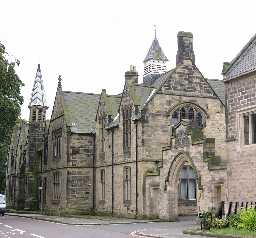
[163,152,200,220]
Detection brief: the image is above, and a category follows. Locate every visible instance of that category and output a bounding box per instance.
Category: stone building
[95,32,227,220]
[40,76,100,214]
[6,119,28,209]
[223,34,256,203]
[6,31,256,220]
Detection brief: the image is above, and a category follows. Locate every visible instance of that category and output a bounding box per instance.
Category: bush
[211,217,229,229]
[227,213,241,229]
[238,208,256,231]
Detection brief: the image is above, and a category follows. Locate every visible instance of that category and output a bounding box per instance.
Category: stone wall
[225,71,256,202]
[225,72,256,140]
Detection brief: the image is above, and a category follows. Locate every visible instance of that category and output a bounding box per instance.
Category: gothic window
[244,113,256,145]
[53,171,60,200]
[52,129,62,159]
[171,104,205,128]
[100,169,105,201]
[179,166,196,200]
[122,106,131,156]
[123,167,131,204]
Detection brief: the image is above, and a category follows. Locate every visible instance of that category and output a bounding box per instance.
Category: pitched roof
[144,37,168,63]
[206,79,225,104]
[62,91,100,133]
[223,33,256,80]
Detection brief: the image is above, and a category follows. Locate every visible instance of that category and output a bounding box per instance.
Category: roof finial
[154,25,157,39]
[57,75,62,92]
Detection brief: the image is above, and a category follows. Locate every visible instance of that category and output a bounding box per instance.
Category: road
[0,215,208,238]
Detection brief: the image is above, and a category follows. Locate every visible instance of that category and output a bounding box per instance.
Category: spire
[29,64,46,107]
[57,75,62,92]
[143,30,168,63]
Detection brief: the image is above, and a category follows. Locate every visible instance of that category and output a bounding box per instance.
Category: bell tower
[143,27,168,85]
[26,64,48,210]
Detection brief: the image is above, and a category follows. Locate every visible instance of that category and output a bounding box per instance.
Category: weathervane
[154,25,157,39]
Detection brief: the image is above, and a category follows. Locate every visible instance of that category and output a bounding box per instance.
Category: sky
[0,0,255,119]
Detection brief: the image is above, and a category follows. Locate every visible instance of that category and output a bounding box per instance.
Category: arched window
[179,166,196,200]
[170,104,205,128]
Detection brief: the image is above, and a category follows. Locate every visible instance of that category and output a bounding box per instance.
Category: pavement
[0,213,213,238]
[6,212,159,225]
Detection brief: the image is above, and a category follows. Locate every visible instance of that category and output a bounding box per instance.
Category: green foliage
[227,213,241,229]
[0,43,24,192]
[199,211,213,230]
[211,217,229,229]
[238,208,256,231]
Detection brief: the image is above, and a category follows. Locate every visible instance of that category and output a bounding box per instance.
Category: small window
[53,171,61,200]
[123,167,131,204]
[244,115,249,145]
[100,169,105,201]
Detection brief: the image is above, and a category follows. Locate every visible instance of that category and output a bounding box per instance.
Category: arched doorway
[177,163,197,215]
[163,153,199,220]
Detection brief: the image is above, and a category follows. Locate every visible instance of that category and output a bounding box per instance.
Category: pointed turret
[143,28,168,85]
[28,64,48,122]
[29,64,46,106]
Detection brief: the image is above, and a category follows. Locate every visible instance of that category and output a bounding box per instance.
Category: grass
[210,227,256,237]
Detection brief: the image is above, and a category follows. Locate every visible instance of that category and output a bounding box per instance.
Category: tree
[0,42,24,193]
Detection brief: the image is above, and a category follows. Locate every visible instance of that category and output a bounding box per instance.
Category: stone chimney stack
[176,31,195,65]
[125,65,138,85]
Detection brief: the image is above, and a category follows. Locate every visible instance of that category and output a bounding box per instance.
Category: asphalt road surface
[0,215,207,238]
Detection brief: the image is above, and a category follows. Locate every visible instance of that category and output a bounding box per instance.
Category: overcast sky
[0,0,255,119]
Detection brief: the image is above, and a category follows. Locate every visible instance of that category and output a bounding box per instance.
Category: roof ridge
[62,91,100,96]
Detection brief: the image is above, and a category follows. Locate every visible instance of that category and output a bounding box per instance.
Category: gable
[159,65,216,99]
[224,34,256,80]
[50,93,64,121]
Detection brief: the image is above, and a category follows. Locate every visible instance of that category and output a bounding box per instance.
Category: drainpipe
[111,129,114,215]
[135,120,138,217]
[92,134,96,211]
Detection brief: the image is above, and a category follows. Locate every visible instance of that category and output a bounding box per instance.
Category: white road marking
[31,233,45,238]
[4,225,12,229]
[12,228,26,235]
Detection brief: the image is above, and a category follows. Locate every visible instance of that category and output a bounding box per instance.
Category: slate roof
[222,33,256,76]
[206,79,225,104]
[134,85,154,109]
[62,91,100,133]
[144,37,168,63]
